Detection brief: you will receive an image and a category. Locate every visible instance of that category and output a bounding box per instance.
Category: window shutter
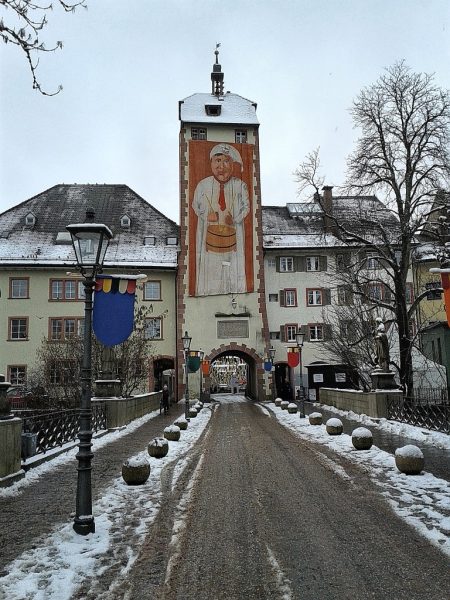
[324,324,332,340]
[280,325,286,342]
[300,324,309,341]
[323,288,331,305]
[384,284,392,302]
[276,257,281,273]
[296,256,306,272]
[319,256,327,271]
[347,286,354,305]
[279,290,285,307]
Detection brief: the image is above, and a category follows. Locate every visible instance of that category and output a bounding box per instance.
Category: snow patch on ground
[266,544,293,600]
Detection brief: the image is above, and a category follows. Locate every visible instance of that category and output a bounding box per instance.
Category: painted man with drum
[192,143,250,296]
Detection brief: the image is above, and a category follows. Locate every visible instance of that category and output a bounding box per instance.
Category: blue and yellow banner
[93,276,138,347]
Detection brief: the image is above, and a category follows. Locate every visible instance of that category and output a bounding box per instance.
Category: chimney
[322,185,334,233]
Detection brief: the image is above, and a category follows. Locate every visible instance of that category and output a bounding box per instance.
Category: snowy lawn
[0,406,212,600]
[266,403,450,557]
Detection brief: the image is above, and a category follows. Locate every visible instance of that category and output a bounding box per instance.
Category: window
[367,283,383,302]
[145,317,162,340]
[144,281,161,301]
[49,360,77,385]
[8,365,26,385]
[10,278,29,298]
[366,252,379,269]
[309,324,324,341]
[205,105,221,116]
[284,289,297,307]
[406,283,414,305]
[425,281,442,300]
[191,127,207,140]
[306,256,320,272]
[336,253,350,272]
[267,257,276,268]
[50,279,84,301]
[269,331,280,340]
[337,285,352,305]
[307,289,322,306]
[9,318,28,340]
[25,213,36,226]
[144,236,156,246]
[121,215,131,228]
[268,293,279,302]
[235,130,247,143]
[49,317,84,340]
[286,324,298,342]
[279,257,294,272]
[166,237,178,245]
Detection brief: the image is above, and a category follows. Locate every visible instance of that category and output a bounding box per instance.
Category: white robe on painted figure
[193,175,250,296]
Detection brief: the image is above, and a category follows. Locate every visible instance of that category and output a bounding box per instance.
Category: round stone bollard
[274,397,283,407]
[280,400,289,410]
[174,417,188,430]
[189,407,198,418]
[309,412,323,425]
[395,445,424,475]
[351,427,373,450]
[164,425,181,441]
[195,402,203,413]
[287,403,298,414]
[122,456,150,485]
[148,437,169,459]
[326,418,343,435]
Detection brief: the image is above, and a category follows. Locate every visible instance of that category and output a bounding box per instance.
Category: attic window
[205,104,221,117]
[55,231,72,244]
[121,215,131,228]
[25,213,36,226]
[144,236,156,246]
[166,236,178,246]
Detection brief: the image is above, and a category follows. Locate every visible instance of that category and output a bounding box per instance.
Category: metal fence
[387,391,450,434]
[21,402,107,456]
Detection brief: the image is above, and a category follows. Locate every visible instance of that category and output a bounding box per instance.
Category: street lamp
[268,346,276,400]
[182,331,192,420]
[67,213,112,536]
[296,331,305,417]
[198,350,204,402]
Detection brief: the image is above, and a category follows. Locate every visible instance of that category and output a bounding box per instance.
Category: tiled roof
[179,92,258,125]
[0,184,179,268]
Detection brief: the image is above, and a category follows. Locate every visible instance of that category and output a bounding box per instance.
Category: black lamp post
[268,346,276,400]
[198,350,204,401]
[296,332,305,417]
[67,214,112,536]
[182,331,192,420]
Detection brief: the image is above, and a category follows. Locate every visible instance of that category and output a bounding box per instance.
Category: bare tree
[0,0,87,95]
[295,62,450,393]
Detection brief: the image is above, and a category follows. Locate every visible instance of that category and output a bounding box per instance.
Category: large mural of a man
[189,142,254,297]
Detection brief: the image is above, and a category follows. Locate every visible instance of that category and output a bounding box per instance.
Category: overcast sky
[1,0,449,224]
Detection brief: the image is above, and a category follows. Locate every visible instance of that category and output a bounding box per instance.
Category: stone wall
[93,391,162,430]
[319,388,403,419]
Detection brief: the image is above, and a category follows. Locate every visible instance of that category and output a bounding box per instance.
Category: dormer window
[121,215,131,228]
[144,236,156,246]
[25,213,36,227]
[166,236,178,246]
[205,104,221,117]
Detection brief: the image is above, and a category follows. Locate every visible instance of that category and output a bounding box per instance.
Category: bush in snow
[174,417,188,430]
[274,397,282,407]
[287,403,298,414]
[280,400,289,410]
[308,412,323,425]
[122,455,150,485]
[148,437,169,459]
[326,418,343,436]
[164,425,181,441]
[351,427,373,450]
[188,407,198,418]
[395,445,424,475]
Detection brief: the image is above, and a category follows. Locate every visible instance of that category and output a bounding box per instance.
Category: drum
[205,224,236,252]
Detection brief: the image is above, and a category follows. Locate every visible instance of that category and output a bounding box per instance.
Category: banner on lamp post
[264,360,273,372]
[187,351,201,373]
[201,360,210,376]
[287,347,300,368]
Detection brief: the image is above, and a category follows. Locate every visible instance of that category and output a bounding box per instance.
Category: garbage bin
[21,432,37,459]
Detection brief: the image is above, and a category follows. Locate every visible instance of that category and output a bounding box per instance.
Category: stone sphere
[395,445,424,475]
[122,457,150,485]
[148,437,169,459]
[326,418,343,435]
[174,417,188,430]
[164,425,181,441]
[351,427,373,450]
[188,407,198,418]
[280,400,289,410]
[309,412,323,425]
[274,397,283,406]
[287,403,298,414]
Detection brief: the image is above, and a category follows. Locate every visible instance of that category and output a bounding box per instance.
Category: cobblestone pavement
[0,403,184,572]
[112,399,450,600]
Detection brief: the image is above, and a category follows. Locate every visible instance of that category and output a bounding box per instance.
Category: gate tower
[177,48,270,401]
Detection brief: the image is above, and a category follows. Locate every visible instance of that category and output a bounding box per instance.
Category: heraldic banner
[441,273,450,327]
[287,347,300,368]
[93,275,141,347]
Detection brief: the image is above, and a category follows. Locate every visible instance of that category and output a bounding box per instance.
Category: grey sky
[1,0,449,224]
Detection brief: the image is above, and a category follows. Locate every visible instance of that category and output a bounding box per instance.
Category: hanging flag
[201,360,210,376]
[287,347,300,368]
[188,351,201,373]
[93,275,143,347]
[264,360,273,372]
[441,273,450,327]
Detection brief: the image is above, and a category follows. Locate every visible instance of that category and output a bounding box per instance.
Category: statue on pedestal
[374,317,390,372]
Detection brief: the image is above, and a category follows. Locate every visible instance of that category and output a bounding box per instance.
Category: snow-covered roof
[0,184,179,268]
[179,92,259,125]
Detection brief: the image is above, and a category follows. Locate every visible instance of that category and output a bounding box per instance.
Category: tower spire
[211,43,224,97]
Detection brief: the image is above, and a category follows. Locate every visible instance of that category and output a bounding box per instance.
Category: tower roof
[179,92,258,125]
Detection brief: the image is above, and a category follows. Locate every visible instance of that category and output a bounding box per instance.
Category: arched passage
[205,344,262,400]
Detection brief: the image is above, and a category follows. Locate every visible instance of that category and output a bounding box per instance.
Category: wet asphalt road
[119,398,449,600]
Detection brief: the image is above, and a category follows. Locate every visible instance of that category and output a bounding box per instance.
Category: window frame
[306,256,320,272]
[268,293,279,302]
[191,127,207,140]
[145,317,163,340]
[8,365,27,385]
[308,323,324,342]
[285,323,298,342]
[9,277,30,299]
[279,256,294,272]
[284,288,297,307]
[306,288,323,306]
[425,281,442,300]
[49,278,84,301]
[235,129,247,143]
[143,280,162,301]
[49,317,84,341]
[8,317,28,341]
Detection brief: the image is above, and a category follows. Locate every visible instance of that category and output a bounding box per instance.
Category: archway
[205,345,261,400]
[153,357,175,391]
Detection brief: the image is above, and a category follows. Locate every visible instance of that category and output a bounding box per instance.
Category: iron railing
[387,392,450,434]
[21,402,107,456]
